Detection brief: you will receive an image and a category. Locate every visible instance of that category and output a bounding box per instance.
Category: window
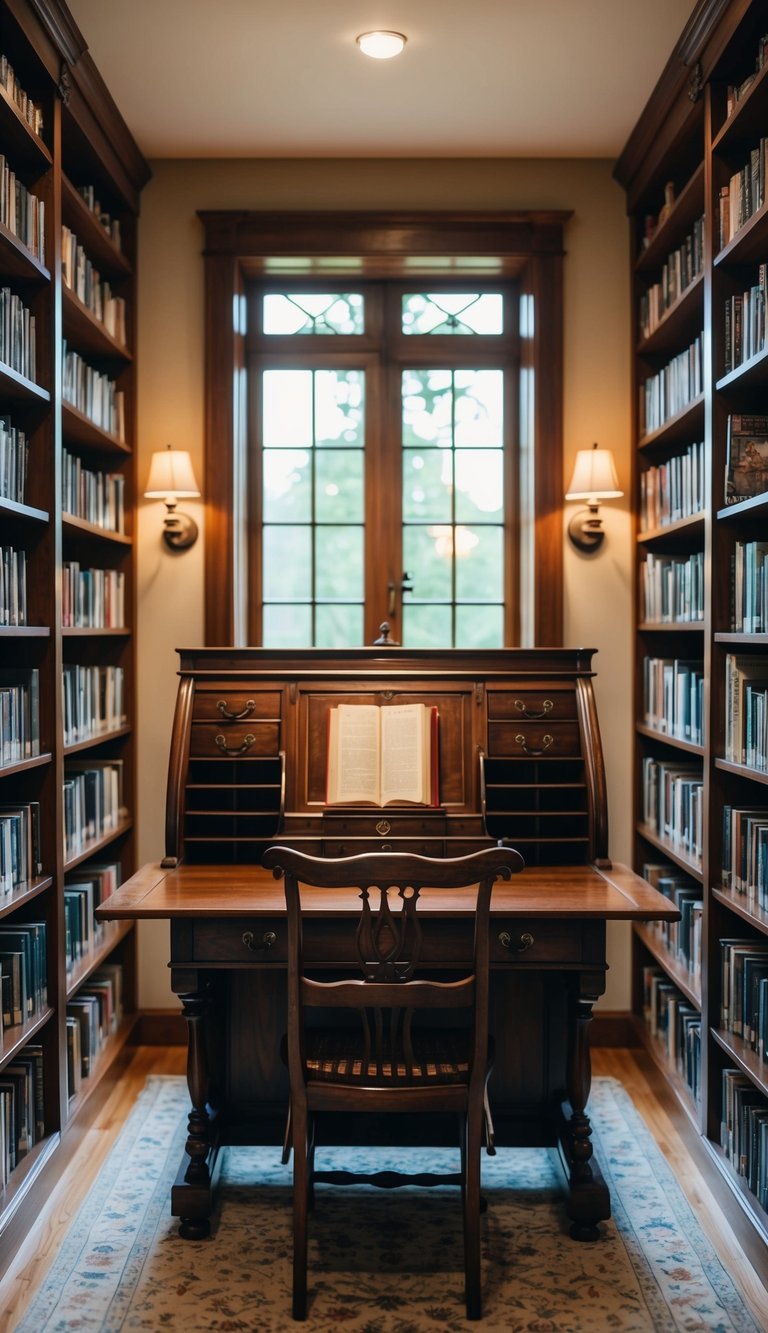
[200,211,569,647]
[251,283,514,647]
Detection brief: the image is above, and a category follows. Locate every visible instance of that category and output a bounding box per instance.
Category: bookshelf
[0,0,147,1266]
[616,0,768,1256]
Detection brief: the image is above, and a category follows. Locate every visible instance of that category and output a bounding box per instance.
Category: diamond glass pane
[402,293,503,335]
[262,450,311,522]
[263,293,364,335]
[402,449,453,523]
[262,604,312,647]
[402,604,452,648]
[315,527,364,599]
[316,604,364,647]
[263,526,311,601]
[455,604,504,648]
[455,526,504,602]
[315,370,364,448]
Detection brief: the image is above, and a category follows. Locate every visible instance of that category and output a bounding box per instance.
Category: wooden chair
[261,844,525,1321]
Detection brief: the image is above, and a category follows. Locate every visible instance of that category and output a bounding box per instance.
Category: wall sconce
[565,442,623,553]
[144,445,201,550]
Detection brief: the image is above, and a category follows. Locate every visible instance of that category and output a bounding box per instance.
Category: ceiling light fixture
[356,30,407,60]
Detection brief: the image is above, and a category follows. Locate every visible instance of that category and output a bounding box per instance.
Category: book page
[327,704,381,804]
[380,704,427,805]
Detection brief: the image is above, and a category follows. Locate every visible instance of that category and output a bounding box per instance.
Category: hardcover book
[725,415,768,504]
[326,702,439,807]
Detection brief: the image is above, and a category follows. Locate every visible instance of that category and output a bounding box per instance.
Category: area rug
[14,1075,760,1332]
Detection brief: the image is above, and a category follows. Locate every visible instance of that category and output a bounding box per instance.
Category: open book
[326,703,439,807]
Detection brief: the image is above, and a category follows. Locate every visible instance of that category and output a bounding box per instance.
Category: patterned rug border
[14,1075,761,1333]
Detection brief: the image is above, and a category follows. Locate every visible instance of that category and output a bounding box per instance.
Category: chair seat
[303,1028,487,1087]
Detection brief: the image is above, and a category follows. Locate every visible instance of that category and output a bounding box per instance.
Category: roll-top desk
[98,647,678,1241]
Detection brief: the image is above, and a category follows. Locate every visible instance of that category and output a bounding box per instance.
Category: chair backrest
[262,846,525,1090]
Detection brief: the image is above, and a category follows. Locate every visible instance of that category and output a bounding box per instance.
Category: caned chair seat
[262,844,524,1322]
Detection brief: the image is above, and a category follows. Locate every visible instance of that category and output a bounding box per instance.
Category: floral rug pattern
[15,1075,760,1332]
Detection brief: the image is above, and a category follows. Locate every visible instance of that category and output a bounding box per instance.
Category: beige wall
[135,158,633,1009]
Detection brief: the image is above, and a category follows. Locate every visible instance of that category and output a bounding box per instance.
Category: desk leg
[174,985,220,1240]
[557,982,610,1241]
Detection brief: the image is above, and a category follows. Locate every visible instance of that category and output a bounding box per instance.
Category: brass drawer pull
[498,930,535,953]
[514,698,553,719]
[242,930,277,952]
[514,733,553,755]
[375,819,391,836]
[215,733,255,756]
[217,698,256,720]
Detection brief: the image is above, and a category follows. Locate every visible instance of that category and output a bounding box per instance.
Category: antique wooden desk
[97,647,678,1241]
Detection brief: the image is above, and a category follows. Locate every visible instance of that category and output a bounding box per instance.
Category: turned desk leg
[558,979,610,1241]
[175,983,219,1239]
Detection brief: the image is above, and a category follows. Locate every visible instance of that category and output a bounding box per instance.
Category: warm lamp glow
[144,445,201,551]
[565,442,623,554]
[356,30,407,59]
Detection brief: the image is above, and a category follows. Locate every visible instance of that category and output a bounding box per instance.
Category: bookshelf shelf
[632,1016,701,1124]
[635,163,705,274]
[65,919,134,997]
[635,724,705,757]
[637,273,704,358]
[0,0,147,1274]
[617,0,768,1258]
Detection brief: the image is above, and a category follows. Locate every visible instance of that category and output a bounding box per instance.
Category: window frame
[199,210,570,647]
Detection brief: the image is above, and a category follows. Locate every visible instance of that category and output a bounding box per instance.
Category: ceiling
[67,0,696,161]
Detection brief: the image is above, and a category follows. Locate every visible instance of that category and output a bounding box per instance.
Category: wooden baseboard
[132,1008,638,1050]
[131,1010,186,1045]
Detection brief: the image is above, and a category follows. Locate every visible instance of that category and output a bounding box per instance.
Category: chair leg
[463,1108,483,1321]
[281,1098,292,1165]
[291,1100,310,1320]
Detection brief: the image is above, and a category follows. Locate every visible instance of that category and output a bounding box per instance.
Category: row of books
[640,551,704,624]
[724,653,768,771]
[642,656,704,745]
[76,185,122,252]
[61,225,127,344]
[723,804,768,910]
[0,544,26,625]
[720,939,768,1059]
[67,962,123,1095]
[638,215,704,341]
[717,139,768,250]
[639,440,704,531]
[63,663,125,746]
[723,266,767,373]
[62,448,125,532]
[732,540,768,632]
[61,562,125,629]
[725,32,768,117]
[0,285,35,380]
[64,861,119,974]
[642,965,701,1102]
[0,919,46,1028]
[721,1071,768,1206]
[724,413,768,506]
[0,155,44,263]
[639,334,703,437]
[62,343,125,440]
[641,862,702,981]
[0,800,41,893]
[642,756,703,864]
[0,667,39,766]
[0,415,28,505]
[63,759,124,858]
[0,54,43,137]
[0,1042,43,1188]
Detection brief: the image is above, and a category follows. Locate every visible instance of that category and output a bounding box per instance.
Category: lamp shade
[144,446,200,499]
[565,444,623,501]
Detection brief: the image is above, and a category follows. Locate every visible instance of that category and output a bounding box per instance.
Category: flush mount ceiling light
[356,30,407,59]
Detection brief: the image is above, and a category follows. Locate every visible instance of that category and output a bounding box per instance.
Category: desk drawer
[322,812,446,838]
[189,723,280,758]
[490,920,582,964]
[487,689,576,721]
[192,690,282,722]
[487,721,580,758]
[192,919,286,962]
[323,838,446,857]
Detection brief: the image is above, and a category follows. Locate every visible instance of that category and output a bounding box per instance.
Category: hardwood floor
[0,1044,765,1330]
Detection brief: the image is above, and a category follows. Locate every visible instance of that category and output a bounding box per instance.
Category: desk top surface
[96,861,680,922]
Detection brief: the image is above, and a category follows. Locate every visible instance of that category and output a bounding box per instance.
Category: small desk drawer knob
[242,930,277,952]
[498,930,535,953]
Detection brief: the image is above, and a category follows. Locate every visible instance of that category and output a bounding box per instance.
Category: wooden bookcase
[0,0,147,1267]
[616,0,768,1257]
